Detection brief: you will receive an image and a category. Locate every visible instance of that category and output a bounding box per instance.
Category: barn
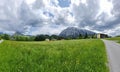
[97,33,108,38]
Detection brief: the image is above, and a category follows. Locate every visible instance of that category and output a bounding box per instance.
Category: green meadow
[107,37,120,43]
[0,39,109,72]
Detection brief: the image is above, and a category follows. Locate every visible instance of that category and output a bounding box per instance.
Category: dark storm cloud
[94,16,120,31]
[92,0,120,33]
[72,0,100,27]
[18,1,41,27]
[71,0,120,36]
[0,0,47,33]
[112,0,120,16]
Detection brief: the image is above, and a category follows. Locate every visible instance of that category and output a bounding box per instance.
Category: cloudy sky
[0,0,120,36]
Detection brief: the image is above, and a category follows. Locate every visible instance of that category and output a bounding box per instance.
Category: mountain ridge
[59,27,96,38]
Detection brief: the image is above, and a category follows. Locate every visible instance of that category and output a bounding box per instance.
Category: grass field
[0,39,109,72]
[106,37,120,43]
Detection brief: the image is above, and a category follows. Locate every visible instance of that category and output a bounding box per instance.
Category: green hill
[106,37,120,43]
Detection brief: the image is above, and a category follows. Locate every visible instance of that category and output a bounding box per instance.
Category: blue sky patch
[58,0,71,7]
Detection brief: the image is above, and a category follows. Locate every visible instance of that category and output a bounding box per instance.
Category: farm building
[45,39,50,41]
[97,33,108,38]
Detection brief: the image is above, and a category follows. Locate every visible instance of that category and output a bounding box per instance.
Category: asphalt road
[102,40,120,72]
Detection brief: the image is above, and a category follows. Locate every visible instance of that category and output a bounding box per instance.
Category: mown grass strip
[106,37,120,43]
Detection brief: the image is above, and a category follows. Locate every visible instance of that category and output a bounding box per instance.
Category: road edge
[102,39,113,72]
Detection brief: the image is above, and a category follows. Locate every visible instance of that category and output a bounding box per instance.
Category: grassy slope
[0,39,109,72]
[106,37,120,43]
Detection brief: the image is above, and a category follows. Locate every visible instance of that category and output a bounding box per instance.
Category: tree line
[0,33,98,41]
[0,34,64,41]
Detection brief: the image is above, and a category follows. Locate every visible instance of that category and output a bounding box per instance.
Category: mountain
[59,27,96,38]
[13,31,23,36]
[0,32,3,34]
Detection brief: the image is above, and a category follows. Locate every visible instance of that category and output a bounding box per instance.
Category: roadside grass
[106,37,120,43]
[0,39,109,72]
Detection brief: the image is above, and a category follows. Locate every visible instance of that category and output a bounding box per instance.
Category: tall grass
[0,39,109,72]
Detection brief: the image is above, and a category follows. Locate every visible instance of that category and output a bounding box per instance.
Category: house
[45,39,50,41]
[97,33,108,38]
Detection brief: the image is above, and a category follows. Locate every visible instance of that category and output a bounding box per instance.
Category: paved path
[0,39,3,43]
[102,40,120,72]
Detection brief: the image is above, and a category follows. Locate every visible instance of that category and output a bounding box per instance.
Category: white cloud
[26,0,35,5]
[71,0,80,6]
[30,25,66,35]
[0,0,120,36]
[100,0,113,16]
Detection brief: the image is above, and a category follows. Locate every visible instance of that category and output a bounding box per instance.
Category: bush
[34,35,46,41]
[11,35,35,41]
[1,34,10,40]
